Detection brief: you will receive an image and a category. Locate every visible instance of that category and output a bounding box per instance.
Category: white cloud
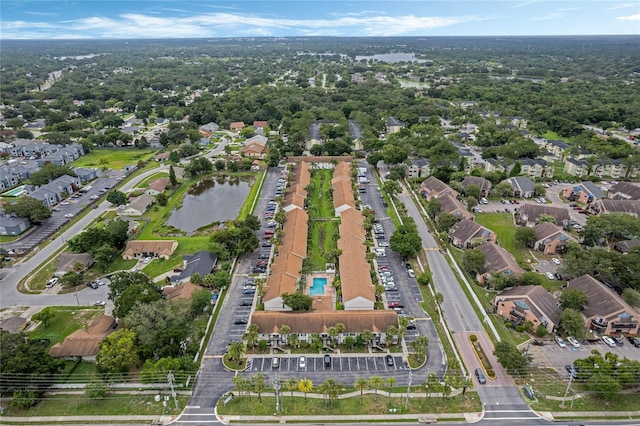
[1,11,488,39]
[532,12,564,21]
[608,3,637,10]
[617,13,640,21]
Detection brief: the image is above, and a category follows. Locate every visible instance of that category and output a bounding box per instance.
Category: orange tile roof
[250,310,397,334]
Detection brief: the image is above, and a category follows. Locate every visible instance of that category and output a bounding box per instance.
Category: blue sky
[1,1,639,39]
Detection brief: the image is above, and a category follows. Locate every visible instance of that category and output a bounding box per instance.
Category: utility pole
[273,374,281,415]
[560,372,574,408]
[405,369,412,410]
[167,371,179,410]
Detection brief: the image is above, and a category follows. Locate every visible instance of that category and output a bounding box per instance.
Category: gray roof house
[505,176,535,198]
[462,176,492,197]
[476,242,525,284]
[516,203,571,227]
[0,213,30,236]
[0,169,20,190]
[386,117,405,134]
[26,187,60,208]
[406,158,431,179]
[607,181,640,200]
[72,167,100,183]
[448,219,496,249]
[171,251,218,284]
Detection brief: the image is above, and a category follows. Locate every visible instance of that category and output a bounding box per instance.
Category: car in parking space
[272,357,280,368]
[475,368,486,384]
[408,269,415,278]
[375,234,386,240]
[406,322,417,330]
[46,277,59,288]
[385,354,394,366]
[378,241,389,247]
[251,267,266,274]
[602,336,617,347]
[299,356,306,369]
[261,241,272,247]
[239,300,253,306]
[611,336,624,346]
[385,286,398,292]
[388,301,404,309]
[552,258,561,265]
[378,265,389,271]
[546,272,555,280]
[324,354,331,366]
[243,288,256,294]
[566,336,581,348]
[555,336,567,348]
[258,254,270,260]
[87,281,99,289]
[564,364,577,377]
[628,336,640,348]
[555,272,563,280]
[64,213,75,218]
[234,318,248,325]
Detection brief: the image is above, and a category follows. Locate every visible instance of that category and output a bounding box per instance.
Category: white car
[566,336,581,348]
[378,241,389,247]
[555,336,567,348]
[602,336,617,347]
[299,356,306,369]
[408,269,415,278]
[143,257,151,264]
[545,272,554,280]
[93,300,106,306]
[64,213,75,218]
[552,258,561,265]
[46,277,59,288]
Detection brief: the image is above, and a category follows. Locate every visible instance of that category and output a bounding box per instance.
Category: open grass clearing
[71,148,157,170]
[217,392,481,416]
[29,306,104,348]
[474,212,533,266]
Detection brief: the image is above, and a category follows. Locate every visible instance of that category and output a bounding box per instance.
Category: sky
[1,1,639,39]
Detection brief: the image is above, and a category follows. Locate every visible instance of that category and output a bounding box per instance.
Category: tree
[385,377,396,402]
[106,190,128,205]
[426,199,442,219]
[85,376,109,399]
[623,288,640,307]
[383,180,402,196]
[410,335,429,359]
[285,377,298,400]
[354,378,369,403]
[559,289,588,311]
[464,183,481,199]
[298,378,313,400]
[228,341,246,362]
[559,308,586,338]
[587,373,621,401]
[190,272,203,285]
[360,329,374,348]
[424,373,440,399]
[537,214,557,225]
[96,329,138,375]
[251,373,266,402]
[389,223,422,258]
[233,375,250,399]
[368,376,384,396]
[169,165,178,186]
[28,164,76,186]
[514,227,537,247]
[108,272,162,318]
[493,341,530,376]
[436,213,459,232]
[190,288,212,316]
[4,196,51,222]
[156,193,168,206]
[213,270,231,289]
[32,307,56,327]
[494,181,514,198]
[462,249,485,274]
[282,292,313,311]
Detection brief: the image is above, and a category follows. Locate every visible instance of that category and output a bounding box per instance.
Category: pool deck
[307,272,335,311]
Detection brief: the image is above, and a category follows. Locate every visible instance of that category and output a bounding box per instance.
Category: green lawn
[306,169,338,270]
[474,213,532,266]
[71,148,157,170]
[308,220,339,270]
[218,392,480,416]
[29,307,104,347]
[543,131,571,142]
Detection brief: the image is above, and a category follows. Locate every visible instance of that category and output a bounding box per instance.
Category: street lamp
[273,374,281,415]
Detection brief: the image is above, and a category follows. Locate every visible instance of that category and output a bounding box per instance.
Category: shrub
[10,390,37,409]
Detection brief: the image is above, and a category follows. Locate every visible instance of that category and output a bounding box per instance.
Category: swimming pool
[310,277,327,296]
[2,185,26,197]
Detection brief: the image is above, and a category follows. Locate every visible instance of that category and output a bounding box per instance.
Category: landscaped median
[469,334,496,379]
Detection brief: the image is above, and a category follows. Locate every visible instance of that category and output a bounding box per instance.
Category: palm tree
[279,324,291,347]
[386,325,398,345]
[288,333,299,349]
[442,376,453,400]
[327,326,338,346]
[252,373,266,402]
[228,341,245,362]
[285,377,298,400]
[361,329,373,349]
[298,378,313,401]
[425,373,440,400]
[410,335,429,360]
[354,378,369,404]
[232,375,249,399]
[316,381,330,406]
[385,377,396,402]
[368,376,384,396]
[459,376,472,400]
[324,379,344,406]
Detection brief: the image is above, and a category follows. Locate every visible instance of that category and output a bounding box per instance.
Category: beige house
[567,274,640,336]
[476,242,525,284]
[230,121,245,132]
[563,158,590,177]
[462,176,492,197]
[448,219,495,249]
[533,222,577,255]
[145,177,169,196]
[419,176,459,200]
[590,199,640,217]
[516,204,571,227]
[494,286,561,333]
[439,193,474,221]
[49,315,117,362]
[122,240,178,260]
[607,181,640,200]
[116,193,154,216]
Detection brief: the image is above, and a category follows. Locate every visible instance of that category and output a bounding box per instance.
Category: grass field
[307,169,338,270]
[474,213,533,266]
[71,148,157,170]
[308,220,339,270]
[29,307,104,347]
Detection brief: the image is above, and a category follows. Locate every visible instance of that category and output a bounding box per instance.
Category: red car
[388,301,404,308]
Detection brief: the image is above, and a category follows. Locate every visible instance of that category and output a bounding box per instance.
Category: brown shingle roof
[448,219,492,245]
[56,253,94,274]
[608,181,640,200]
[462,176,491,193]
[49,315,117,358]
[122,240,178,258]
[496,285,561,325]
[419,176,459,199]
[534,222,576,243]
[162,282,203,300]
[517,204,570,225]
[250,310,398,334]
[597,199,640,215]
[148,177,169,193]
[477,242,524,277]
[567,274,637,320]
[438,193,473,219]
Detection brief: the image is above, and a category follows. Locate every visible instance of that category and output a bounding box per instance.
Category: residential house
[590,199,640,217]
[567,274,640,335]
[386,117,405,134]
[516,203,571,227]
[519,158,553,179]
[250,310,398,347]
[494,286,561,333]
[607,181,640,200]
[614,239,640,254]
[162,282,203,300]
[55,253,94,275]
[448,219,495,249]
[406,158,431,179]
[592,159,636,179]
[533,222,577,255]
[240,135,268,158]
[563,158,590,178]
[116,193,154,216]
[462,176,492,197]
[230,121,245,132]
[8,163,39,180]
[71,167,99,183]
[171,251,218,284]
[438,193,474,221]
[476,242,525,284]
[560,182,604,205]
[348,119,364,150]
[505,176,535,198]
[419,176,459,200]
[122,240,178,260]
[0,169,20,190]
[26,186,60,208]
[0,316,26,334]
[546,140,571,160]
[145,177,169,196]
[484,158,507,174]
[0,213,30,236]
[252,121,268,134]
[332,163,356,216]
[49,315,118,362]
[198,122,219,137]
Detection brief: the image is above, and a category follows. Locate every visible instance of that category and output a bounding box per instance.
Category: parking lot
[244,354,407,374]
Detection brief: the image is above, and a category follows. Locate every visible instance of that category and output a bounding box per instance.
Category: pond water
[354,53,428,63]
[166,176,251,234]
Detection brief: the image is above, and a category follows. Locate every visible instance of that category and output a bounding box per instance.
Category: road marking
[485,409,535,413]
[184,405,201,409]
[424,247,439,251]
[203,355,223,359]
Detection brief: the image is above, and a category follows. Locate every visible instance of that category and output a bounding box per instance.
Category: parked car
[475,368,486,384]
[566,336,581,348]
[93,300,106,306]
[555,336,567,348]
[565,365,576,377]
[272,357,280,368]
[243,288,256,295]
[611,336,624,346]
[239,300,252,306]
[602,336,617,347]
[627,336,640,348]
[552,258,561,265]
[408,269,415,278]
[388,301,404,309]
[234,318,248,325]
[324,354,331,366]
[46,277,59,288]
[545,272,555,280]
[385,354,394,366]
[299,356,306,369]
[406,322,417,330]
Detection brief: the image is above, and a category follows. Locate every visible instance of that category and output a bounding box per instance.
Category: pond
[166,176,251,234]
